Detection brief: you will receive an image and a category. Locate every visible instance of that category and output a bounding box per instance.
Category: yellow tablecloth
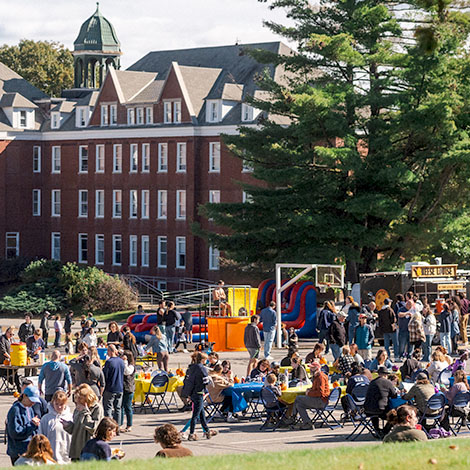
[134,376,184,403]
[280,384,347,405]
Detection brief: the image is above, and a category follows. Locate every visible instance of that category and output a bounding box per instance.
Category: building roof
[126,79,165,104]
[74,3,121,53]
[112,70,158,103]
[0,92,37,108]
[0,62,47,102]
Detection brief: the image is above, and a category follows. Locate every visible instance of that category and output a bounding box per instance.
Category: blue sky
[0,0,292,68]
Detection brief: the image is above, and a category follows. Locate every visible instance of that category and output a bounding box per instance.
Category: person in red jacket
[291,362,330,430]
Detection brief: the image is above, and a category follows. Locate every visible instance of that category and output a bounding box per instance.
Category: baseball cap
[23,385,41,403]
[358,314,367,319]
[338,311,348,319]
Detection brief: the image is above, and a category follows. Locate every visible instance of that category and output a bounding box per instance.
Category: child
[288,327,298,350]
[97,337,106,348]
[175,320,189,353]
[73,332,81,354]
[80,417,119,461]
[38,390,72,464]
[14,435,56,466]
[64,333,74,355]
[261,373,291,417]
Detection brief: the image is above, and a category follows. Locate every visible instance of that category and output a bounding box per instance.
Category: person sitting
[288,327,298,350]
[80,417,119,461]
[289,353,309,385]
[383,405,428,443]
[451,352,468,375]
[14,435,56,466]
[305,343,326,365]
[349,343,365,366]
[346,363,370,395]
[221,360,233,380]
[154,423,193,458]
[435,345,452,365]
[334,345,355,377]
[291,362,329,430]
[280,347,298,367]
[445,369,470,421]
[270,362,281,378]
[364,366,398,437]
[207,364,236,422]
[401,372,436,415]
[427,350,449,383]
[368,349,393,372]
[261,373,285,408]
[207,352,220,370]
[250,359,270,380]
[400,349,423,382]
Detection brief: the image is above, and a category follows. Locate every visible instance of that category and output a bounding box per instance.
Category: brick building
[0,5,291,288]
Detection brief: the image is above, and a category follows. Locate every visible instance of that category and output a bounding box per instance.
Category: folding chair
[350,383,369,407]
[139,371,173,413]
[449,391,470,435]
[203,388,224,423]
[409,368,428,383]
[437,368,452,387]
[344,394,379,440]
[259,387,288,431]
[311,386,343,429]
[418,393,447,438]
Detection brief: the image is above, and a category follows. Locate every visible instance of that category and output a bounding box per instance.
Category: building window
[157,190,167,219]
[129,190,138,219]
[95,234,104,265]
[142,144,150,172]
[136,107,144,125]
[51,146,61,174]
[243,191,253,203]
[95,145,105,173]
[141,235,149,267]
[176,143,187,173]
[5,232,19,259]
[112,235,122,266]
[51,112,60,129]
[209,190,220,204]
[101,105,108,126]
[51,232,60,261]
[33,146,41,173]
[158,143,168,172]
[113,144,122,173]
[32,189,41,216]
[51,190,61,217]
[95,190,104,218]
[79,146,88,173]
[127,108,135,125]
[146,106,153,124]
[176,190,186,220]
[209,142,221,173]
[207,100,220,122]
[158,236,167,268]
[113,190,122,218]
[242,158,254,173]
[110,104,117,125]
[130,144,138,173]
[19,110,27,128]
[77,107,88,127]
[141,190,149,219]
[209,245,220,270]
[78,190,88,217]
[174,101,181,123]
[176,236,186,269]
[78,233,88,263]
[129,235,138,267]
[157,281,167,290]
[164,102,172,124]
[241,103,254,122]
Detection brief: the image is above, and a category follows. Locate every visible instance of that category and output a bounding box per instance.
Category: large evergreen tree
[197,0,470,282]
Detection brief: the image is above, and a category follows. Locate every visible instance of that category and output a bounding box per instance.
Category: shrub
[0,257,31,283]
[21,259,62,283]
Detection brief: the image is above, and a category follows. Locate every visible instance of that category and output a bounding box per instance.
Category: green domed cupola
[73,3,122,88]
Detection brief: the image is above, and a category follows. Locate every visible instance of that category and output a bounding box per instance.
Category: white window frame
[5,232,19,259]
[142,143,150,173]
[33,146,41,173]
[157,236,167,268]
[127,108,135,126]
[176,143,187,173]
[95,190,104,218]
[157,190,167,220]
[51,190,61,217]
[112,190,122,218]
[158,143,168,173]
[100,105,108,126]
[77,107,88,127]
[51,112,60,129]
[95,145,105,173]
[146,106,153,124]
[163,101,172,124]
[79,145,88,173]
[110,104,117,126]
[157,281,167,290]
[78,233,88,263]
[207,100,220,123]
[141,235,149,267]
[174,101,181,123]
[130,144,138,173]
[95,234,104,265]
[112,235,122,266]
[129,190,138,219]
[241,103,254,122]
[209,142,221,173]
[51,232,60,261]
[209,245,220,270]
[243,191,253,203]
[136,107,144,125]
[141,190,149,219]
[78,190,88,217]
[209,190,220,204]
[19,110,27,128]
[32,189,41,216]
[176,236,186,269]
[113,144,122,173]
[176,190,186,220]
[51,146,61,174]
[129,235,138,267]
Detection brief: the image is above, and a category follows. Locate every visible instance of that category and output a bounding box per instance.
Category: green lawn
[93,310,135,323]
[16,438,470,470]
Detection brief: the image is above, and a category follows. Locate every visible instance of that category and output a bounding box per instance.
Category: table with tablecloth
[134,375,185,404]
[280,384,347,405]
[222,382,265,413]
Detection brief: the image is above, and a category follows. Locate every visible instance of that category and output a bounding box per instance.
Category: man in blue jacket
[260,301,277,360]
[38,350,72,402]
[354,314,375,361]
[103,344,125,425]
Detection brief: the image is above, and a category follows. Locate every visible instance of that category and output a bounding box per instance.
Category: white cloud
[0,0,293,67]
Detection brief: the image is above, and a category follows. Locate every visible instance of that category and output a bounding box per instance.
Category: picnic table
[0,364,40,393]
[280,383,347,405]
[133,375,184,404]
[223,382,264,413]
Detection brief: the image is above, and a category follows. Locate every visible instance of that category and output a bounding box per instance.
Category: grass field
[94,310,135,323]
[17,438,470,470]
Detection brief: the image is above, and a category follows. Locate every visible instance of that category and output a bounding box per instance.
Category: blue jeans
[54,331,61,347]
[190,393,209,435]
[423,334,433,362]
[318,329,330,354]
[120,391,134,427]
[264,329,276,358]
[440,332,452,354]
[165,325,176,352]
[348,324,357,344]
[398,330,410,358]
[330,343,341,361]
[383,332,398,360]
[103,391,123,423]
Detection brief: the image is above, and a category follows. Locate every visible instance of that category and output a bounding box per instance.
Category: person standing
[26,329,45,362]
[328,311,348,360]
[408,311,426,354]
[38,350,72,402]
[102,344,124,425]
[121,351,135,433]
[244,314,261,377]
[53,315,63,348]
[260,301,277,360]
[354,314,375,361]
[317,301,336,355]
[182,309,193,343]
[437,302,453,354]
[144,326,169,371]
[397,300,412,359]
[64,311,74,336]
[377,298,398,361]
[345,296,361,343]
[40,311,50,348]
[18,314,35,344]
[164,301,180,353]
[422,306,436,362]
[0,326,21,392]
[458,291,470,346]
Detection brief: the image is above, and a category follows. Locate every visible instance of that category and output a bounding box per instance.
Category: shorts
[184,324,193,333]
[247,347,260,359]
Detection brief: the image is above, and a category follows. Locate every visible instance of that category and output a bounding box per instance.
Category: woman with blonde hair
[14,435,56,466]
[145,325,169,371]
[427,350,449,383]
[63,384,103,461]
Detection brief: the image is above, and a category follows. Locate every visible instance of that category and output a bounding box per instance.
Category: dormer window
[163,101,181,124]
[13,108,34,129]
[206,100,220,123]
[127,108,135,125]
[76,107,89,128]
[110,104,117,125]
[146,107,153,124]
[19,110,27,128]
[241,103,254,122]
[136,107,144,125]
[101,105,108,126]
[51,112,61,129]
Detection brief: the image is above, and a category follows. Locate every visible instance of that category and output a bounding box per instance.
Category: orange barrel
[11,343,27,366]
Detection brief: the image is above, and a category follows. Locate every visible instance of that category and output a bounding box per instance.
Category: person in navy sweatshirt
[102,344,124,426]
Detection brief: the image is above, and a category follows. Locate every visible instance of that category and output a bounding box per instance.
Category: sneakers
[204,430,218,439]
[226,414,238,423]
[188,434,199,441]
[265,355,274,361]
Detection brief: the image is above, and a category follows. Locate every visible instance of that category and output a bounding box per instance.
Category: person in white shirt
[82,328,98,348]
